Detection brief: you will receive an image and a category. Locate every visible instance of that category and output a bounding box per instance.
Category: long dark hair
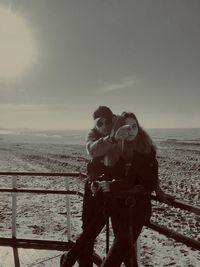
[120,112,156,155]
[104,112,156,166]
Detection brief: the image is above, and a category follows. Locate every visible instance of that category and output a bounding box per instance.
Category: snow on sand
[0,136,199,266]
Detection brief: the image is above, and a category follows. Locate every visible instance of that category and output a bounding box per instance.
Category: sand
[0,137,199,266]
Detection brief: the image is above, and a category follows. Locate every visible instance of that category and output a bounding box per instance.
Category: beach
[0,129,200,266]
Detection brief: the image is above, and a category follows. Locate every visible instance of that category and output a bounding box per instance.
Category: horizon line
[1,127,200,131]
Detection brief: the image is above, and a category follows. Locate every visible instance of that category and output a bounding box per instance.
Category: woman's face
[124,117,138,141]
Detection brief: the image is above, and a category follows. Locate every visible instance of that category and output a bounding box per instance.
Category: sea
[0,128,200,146]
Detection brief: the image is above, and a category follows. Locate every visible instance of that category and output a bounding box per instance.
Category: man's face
[95,117,113,136]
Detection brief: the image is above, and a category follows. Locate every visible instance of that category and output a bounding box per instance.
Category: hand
[98,181,110,192]
[91,182,100,195]
[115,125,131,141]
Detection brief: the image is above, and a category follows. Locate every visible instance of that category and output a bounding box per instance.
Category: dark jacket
[87,147,158,197]
[110,148,158,197]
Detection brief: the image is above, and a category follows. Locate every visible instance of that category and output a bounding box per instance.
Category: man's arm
[86,128,115,158]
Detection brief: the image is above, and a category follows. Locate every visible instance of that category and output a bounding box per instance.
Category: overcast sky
[0,0,200,129]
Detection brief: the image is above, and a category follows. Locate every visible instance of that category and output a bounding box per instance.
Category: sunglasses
[96,118,112,127]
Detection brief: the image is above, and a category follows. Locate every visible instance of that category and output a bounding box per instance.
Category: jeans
[100,197,151,267]
[62,181,107,267]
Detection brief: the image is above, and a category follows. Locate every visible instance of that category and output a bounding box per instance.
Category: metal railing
[0,172,86,249]
[0,171,200,266]
[149,195,200,250]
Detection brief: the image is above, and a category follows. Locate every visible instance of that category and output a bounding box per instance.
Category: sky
[0,0,200,129]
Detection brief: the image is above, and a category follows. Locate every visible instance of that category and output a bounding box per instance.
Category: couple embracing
[61,106,174,267]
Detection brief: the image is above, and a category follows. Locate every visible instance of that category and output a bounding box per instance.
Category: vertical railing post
[106,217,110,254]
[12,176,17,239]
[65,176,71,241]
[136,237,141,266]
[129,197,141,267]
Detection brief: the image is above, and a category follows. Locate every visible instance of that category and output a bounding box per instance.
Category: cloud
[97,76,137,94]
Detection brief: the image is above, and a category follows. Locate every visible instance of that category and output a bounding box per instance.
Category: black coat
[87,148,158,196]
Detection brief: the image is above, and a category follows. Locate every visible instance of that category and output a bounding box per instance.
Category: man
[61,106,174,267]
[61,106,124,267]
[86,105,117,157]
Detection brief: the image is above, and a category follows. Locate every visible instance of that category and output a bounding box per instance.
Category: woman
[98,111,159,267]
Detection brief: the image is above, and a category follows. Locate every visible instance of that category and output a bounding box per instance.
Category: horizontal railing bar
[0,171,199,214]
[0,237,74,251]
[148,221,200,251]
[0,171,199,252]
[0,171,87,178]
[0,190,199,215]
[0,171,199,213]
[151,195,200,215]
[0,188,84,196]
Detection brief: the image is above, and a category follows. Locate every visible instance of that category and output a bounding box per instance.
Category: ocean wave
[0,129,21,135]
[175,148,200,155]
[163,139,200,146]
